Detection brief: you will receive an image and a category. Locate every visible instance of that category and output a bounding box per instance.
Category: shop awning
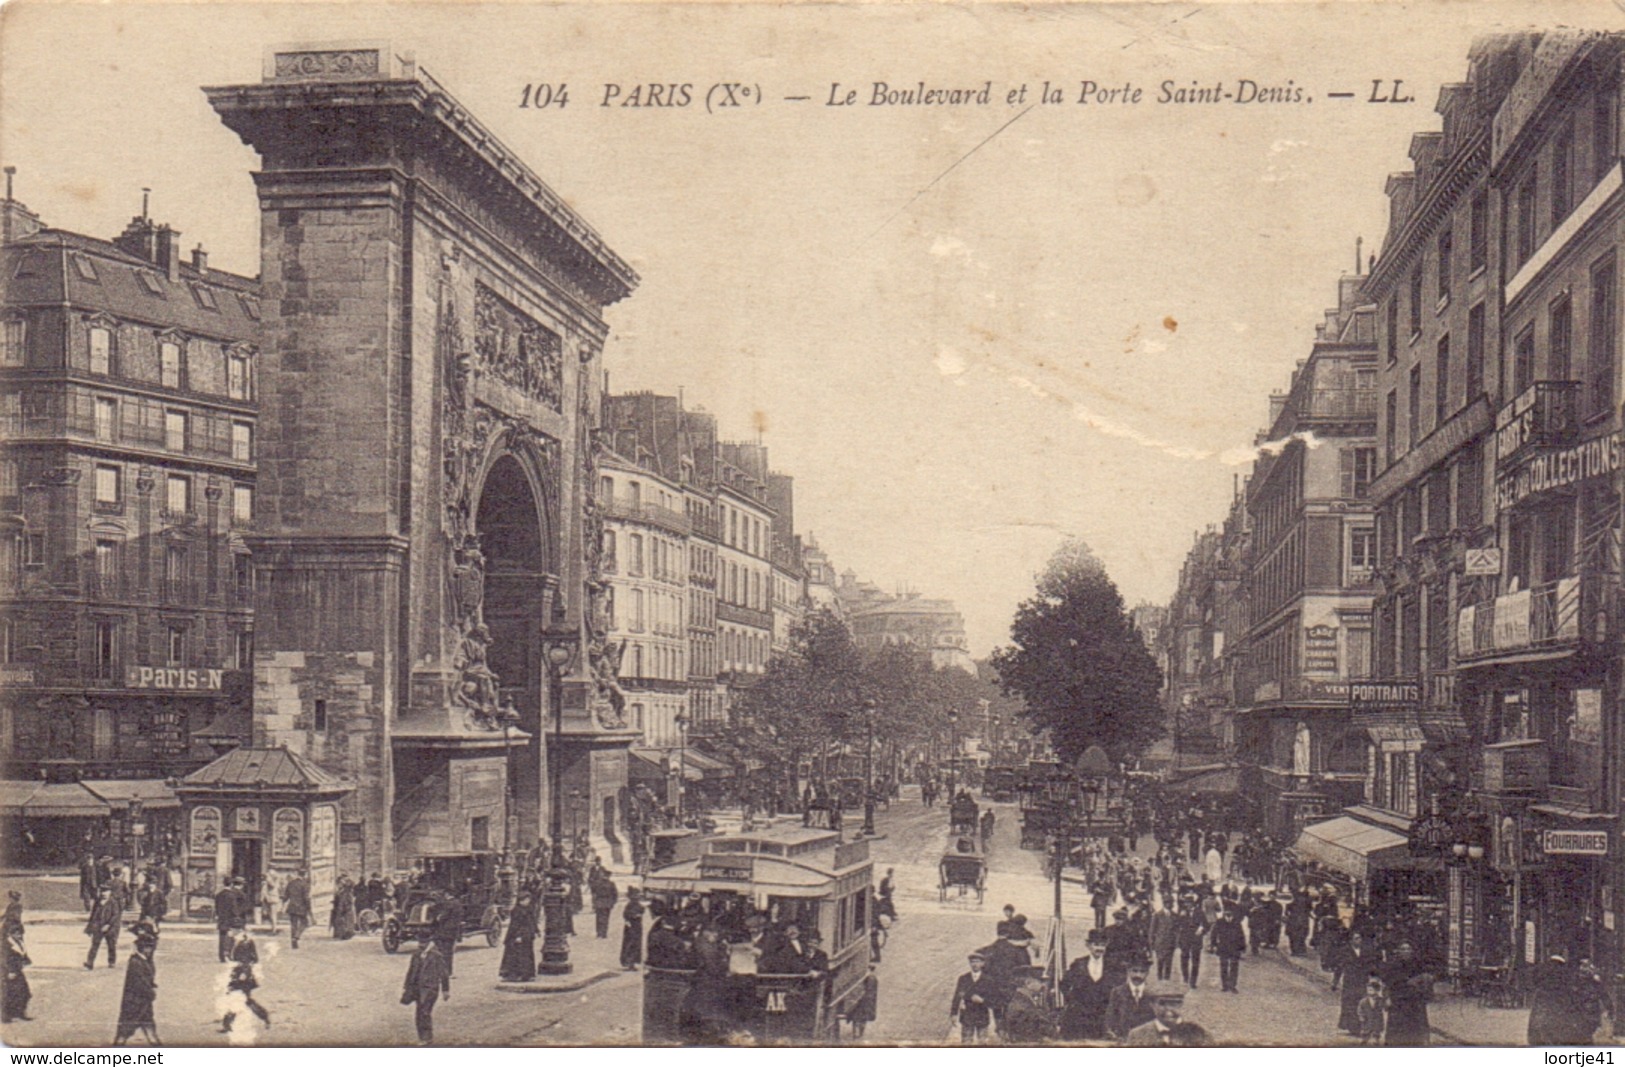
[82,780,180,810]
[630,749,701,782]
[1294,816,1409,882]
[683,749,733,779]
[1530,802,1616,823]
[1170,767,1241,794]
[0,780,42,817]
[21,782,112,818]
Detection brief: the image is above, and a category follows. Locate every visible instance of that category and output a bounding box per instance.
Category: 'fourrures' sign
[1543,830,1609,856]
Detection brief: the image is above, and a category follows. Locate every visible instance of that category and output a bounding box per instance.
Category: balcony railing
[1302,388,1378,420]
[604,495,691,535]
[83,571,136,600]
[1457,575,1596,660]
[1495,380,1582,468]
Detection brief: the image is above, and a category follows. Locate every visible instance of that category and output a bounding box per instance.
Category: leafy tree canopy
[990,538,1163,762]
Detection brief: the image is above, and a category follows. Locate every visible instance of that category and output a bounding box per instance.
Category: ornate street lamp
[947,709,960,796]
[862,698,878,835]
[538,631,578,977]
[495,692,522,858]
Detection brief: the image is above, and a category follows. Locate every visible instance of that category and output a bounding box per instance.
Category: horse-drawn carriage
[381,851,510,954]
[949,793,979,835]
[938,835,986,904]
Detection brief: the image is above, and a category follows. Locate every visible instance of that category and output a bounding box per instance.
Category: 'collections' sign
[1543,830,1609,856]
[1495,432,1622,510]
[126,666,225,690]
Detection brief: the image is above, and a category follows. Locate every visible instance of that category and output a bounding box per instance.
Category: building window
[234,553,253,596]
[1595,92,1618,183]
[470,816,490,852]
[231,422,252,462]
[0,458,15,498]
[232,484,253,524]
[237,294,261,321]
[1516,174,1537,266]
[226,351,253,401]
[313,699,328,731]
[1436,227,1453,303]
[21,533,43,568]
[1434,334,1451,428]
[632,589,645,632]
[1466,302,1486,400]
[1469,191,1488,273]
[94,619,118,681]
[627,481,642,508]
[629,533,644,577]
[166,474,191,515]
[1512,326,1535,396]
[89,326,112,376]
[136,271,164,297]
[165,410,188,452]
[70,254,99,283]
[1550,296,1573,381]
[95,539,120,580]
[1408,266,1422,338]
[233,629,254,671]
[1587,255,1616,417]
[159,341,184,389]
[165,544,187,584]
[166,625,186,667]
[602,530,617,574]
[1349,527,1376,572]
[190,285,218,312]
[94,398,116,441]
[0,317,24,366]
[604,586,616,629]
[1407,365,1421,449]
[95,464,121,506]
[1385,300,1399,367]
[1553,123,1575,228]
[1341,447,1376,499]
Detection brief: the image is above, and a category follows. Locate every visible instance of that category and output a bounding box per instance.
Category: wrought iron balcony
[1456,575,1601,660]
[1494,380,1582,468]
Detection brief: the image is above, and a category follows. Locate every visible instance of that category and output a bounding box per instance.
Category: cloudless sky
[2,1,1606,655]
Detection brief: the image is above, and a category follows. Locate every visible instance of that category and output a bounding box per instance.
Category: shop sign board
[189,806,221,854]
[125,666,225,690]
[1495,431,1623,510]
[1349,680,1421,712]
[1543,830,1608,855]
[1464,548,1502,576]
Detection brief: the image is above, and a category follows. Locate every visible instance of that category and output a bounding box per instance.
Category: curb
[496,969,625,995]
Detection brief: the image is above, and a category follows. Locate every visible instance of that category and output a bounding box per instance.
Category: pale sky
[1,1,1606,656]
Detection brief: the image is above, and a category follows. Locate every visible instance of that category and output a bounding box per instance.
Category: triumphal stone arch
[207,43,640,876]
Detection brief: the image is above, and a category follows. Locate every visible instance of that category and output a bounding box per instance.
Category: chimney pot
[191,244,208,275]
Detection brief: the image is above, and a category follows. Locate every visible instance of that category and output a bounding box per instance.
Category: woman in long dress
[619,890,645,970]
[330,877,357,941]
[499,891,538,982]
[1336,932,1373,1034]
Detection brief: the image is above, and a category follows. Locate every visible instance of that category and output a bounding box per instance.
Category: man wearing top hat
[1123,981,1208,1046]
[1209,902,1248,993]
[950,950,994,1044]
[1104,953,1157,1041]
[1059,928,1118,1040]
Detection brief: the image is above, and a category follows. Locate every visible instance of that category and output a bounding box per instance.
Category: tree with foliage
[990,538,1163,762]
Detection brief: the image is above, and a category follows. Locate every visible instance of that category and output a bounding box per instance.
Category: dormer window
[136,271,165,297]
[70,253,99,283]
[237,294,261,321]
[190,284,218,311]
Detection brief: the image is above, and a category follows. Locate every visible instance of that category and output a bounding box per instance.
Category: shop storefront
[175,746,352,923]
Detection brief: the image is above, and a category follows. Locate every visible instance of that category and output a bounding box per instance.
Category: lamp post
[496,694,522,858]
[674,711,689,821]
[539,633,578,977]
[947,710,960,796]
[862,698,877,835]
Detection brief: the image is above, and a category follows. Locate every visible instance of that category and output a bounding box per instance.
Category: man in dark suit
[1103,954,1156,1041]
[1059,929,1118,1040]
[974,929,1032,1030]
[78,852,101,913]
[1174,893,1207,988]
[431,895,461,978]
[1210,903,1248,993]
[949,951,994,1044]
[214,879,244,963]
[282,870,311,949]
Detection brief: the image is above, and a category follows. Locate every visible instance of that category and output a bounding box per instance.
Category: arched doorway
[474,452,552,850]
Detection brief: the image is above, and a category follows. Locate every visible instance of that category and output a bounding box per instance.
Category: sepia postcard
[1,0,1623,1051]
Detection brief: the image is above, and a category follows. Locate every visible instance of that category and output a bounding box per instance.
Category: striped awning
[1294,816,1409,882]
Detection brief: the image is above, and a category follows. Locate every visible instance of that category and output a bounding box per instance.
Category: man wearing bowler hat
[1060,927,1118,1040]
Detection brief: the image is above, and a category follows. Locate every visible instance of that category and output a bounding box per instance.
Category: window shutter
[1339,448,1356,499]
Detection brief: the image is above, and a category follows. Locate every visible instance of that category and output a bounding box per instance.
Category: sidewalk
[1272,945,1537,1046]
